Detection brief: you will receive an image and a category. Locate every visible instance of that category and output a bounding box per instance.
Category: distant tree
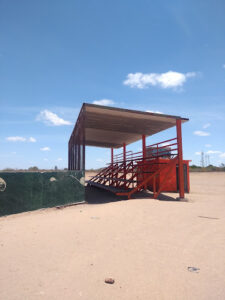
[54,165,58,171]
[28,166,39,172]
[190,165,199,169]
[219,163,225,171]
[1,168,14,172]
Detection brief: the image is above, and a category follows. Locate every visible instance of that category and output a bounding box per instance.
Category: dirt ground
[0,172,225,300]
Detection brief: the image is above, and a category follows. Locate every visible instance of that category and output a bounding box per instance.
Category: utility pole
[201,151,205,167]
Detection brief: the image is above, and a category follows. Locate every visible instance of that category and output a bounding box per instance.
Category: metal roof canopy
[72,103,189,149]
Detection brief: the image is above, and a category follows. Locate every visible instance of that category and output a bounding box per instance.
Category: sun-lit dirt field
[0,172,225,300]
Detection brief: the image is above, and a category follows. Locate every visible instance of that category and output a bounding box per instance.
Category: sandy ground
[0,172,225,300]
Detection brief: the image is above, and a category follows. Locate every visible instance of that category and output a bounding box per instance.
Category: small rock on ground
[105,278,115,284]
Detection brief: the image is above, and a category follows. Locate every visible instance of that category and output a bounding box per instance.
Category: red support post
[76,139,78,170]
[153,176,156,195]
[123,143,126,163]
[71,139,72,170]
[78,134,81,170]
[142,134,146,159]
[142,135,147,189]
[71,142,73,170]
[82,112,86,172]
[111,148,114,165]
[176,119,185,199]
[111,148,114,186]
[75,141,77,170]
[123,143,126,186]
[68,141,70,170]
[73,136,75,170]
[72,136,75,170]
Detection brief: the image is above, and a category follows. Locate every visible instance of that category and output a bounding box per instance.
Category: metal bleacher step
[87,181,133,194]
[90,176,137,183]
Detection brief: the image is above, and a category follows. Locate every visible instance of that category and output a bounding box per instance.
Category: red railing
[112,138,178,165]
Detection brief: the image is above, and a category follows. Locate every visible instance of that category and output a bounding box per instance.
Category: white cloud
[96,158,108,164]
[161,142,170,146]
[6,136,37,143]
[195,152,201,155]
[57,158,63,161]
[40,147,50,151]
[92,99,115,106]
[219,153,225,158]
[222,64,225,69]
[6,136,26,142]
[203,123,211,129]
[193,131,210,136]
[37,110,72,126]
[146,110,163,114]
[96,158,104,162]
[206,150,221,154]
[43,158,49,161]
[123,71,196,89]
[205,144,212,148]
[29,137,36,143]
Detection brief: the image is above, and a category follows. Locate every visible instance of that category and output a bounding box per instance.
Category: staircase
[87,138,179,199]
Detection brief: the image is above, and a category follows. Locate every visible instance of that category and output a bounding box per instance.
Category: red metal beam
[176,119,184,198]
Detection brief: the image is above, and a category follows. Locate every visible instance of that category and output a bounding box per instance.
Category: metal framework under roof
[68,103,189,171]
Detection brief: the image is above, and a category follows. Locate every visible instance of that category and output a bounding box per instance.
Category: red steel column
[68,141,70,170]
[123,143,126,161]
[111,148,114,165]
[78,133,81,170]
[73,136,75,170]
[142,134,146,159]
[123,143,126,186]
[71,141,72,170]
[72,136,74,170]
[142,134,147,189]
[82,131,85,172]
[82,111,86,172]
[111,148,114,186]
[176,119,184,199]
[73,138,77,170]
[75,138,78,170]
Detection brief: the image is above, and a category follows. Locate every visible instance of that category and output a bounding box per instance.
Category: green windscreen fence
[0,171,85,217]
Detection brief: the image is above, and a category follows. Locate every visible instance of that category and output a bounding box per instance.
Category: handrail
[112,137,178,164]
[146,137,177,148]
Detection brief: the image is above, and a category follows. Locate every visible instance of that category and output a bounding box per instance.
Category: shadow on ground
[85,185,125,204]
[85,185,178,204]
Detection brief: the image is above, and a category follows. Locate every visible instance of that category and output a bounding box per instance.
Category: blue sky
[0,0,225,169]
